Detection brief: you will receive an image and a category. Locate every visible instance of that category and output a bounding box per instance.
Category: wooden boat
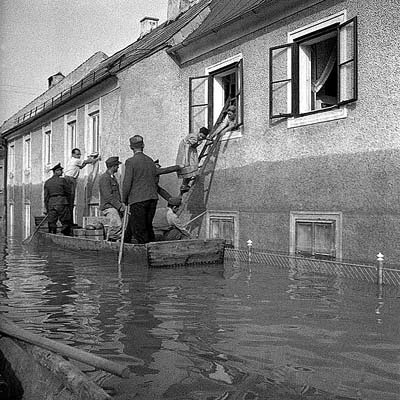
[0,315,131,400]
[34,231,226,267]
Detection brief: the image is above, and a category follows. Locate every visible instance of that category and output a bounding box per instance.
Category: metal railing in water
[224,245,400,286]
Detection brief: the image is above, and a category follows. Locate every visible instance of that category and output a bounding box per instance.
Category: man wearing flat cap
[99,156,124,241]
[44,163,72,235]
[122,135,182,244]
[153,197,191,241]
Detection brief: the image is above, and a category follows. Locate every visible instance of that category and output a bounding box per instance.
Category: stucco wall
[178,0,400,262]
[116,50,185,201]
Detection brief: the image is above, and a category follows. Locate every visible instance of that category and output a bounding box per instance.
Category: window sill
[220,127,243,141]
[288,106,347,128]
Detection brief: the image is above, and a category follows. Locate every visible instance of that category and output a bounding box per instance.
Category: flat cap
[51,163,63,171]
[168,197,182,207]
[105,156,122,167]
[129,135,144,147]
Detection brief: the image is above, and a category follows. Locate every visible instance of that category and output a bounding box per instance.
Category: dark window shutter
[189,75,213,132]
[269,43,294,118]
[338,16,358,105]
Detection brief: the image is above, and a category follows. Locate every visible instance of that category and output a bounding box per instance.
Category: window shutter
[338,16,358,105]
[235,58,244,127]
[269,43,294,118]
[189,75,213,132]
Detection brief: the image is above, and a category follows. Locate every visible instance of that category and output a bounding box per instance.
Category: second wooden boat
[34,232,226,267]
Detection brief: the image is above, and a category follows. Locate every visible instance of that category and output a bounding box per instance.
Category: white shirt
[64,157,83,179]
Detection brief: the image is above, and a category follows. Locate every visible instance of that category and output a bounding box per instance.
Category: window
[9,142,15,178]
[207,211,239,248]
[8,203,14,236]
[24,204,31,238]
[0,161,3,192]
[189,54,243,136]
[24,135,31,172]
[270,13,357,126]
[67,120,77,154]
[44,129,52,166]
[290,211,342,260]
[89,111,100,153]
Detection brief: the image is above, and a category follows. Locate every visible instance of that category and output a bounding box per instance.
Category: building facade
[1,0,399,264]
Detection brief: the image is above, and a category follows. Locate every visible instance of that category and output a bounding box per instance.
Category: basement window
[207,211,239,248]
[270,12,357,127]
[289,211,342,260]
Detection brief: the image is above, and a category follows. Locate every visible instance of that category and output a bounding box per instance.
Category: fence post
[247,239,253,263]
[376,252,384,286]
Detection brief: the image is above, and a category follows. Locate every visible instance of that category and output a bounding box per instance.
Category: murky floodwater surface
[0,238,399,399]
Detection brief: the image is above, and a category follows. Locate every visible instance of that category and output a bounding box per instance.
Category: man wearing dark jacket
[99,156,124,241]
[44,163,72,235]
[122,135,181,244]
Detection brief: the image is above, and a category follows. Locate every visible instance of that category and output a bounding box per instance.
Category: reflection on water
[1,237,400,399]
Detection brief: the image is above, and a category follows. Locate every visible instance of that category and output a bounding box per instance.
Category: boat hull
[35,232,225,267]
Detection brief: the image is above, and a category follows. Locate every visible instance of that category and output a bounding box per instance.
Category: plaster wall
[178,0,400,262]
[116,50,185,202]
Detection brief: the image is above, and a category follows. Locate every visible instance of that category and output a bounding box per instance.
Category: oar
[118,207,129,265]
[22,215,48,245]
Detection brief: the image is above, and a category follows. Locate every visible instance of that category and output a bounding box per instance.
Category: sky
[0,0,168,125]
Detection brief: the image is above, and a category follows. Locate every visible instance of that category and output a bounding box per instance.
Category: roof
[182,0,270,43]
[1,0,212,135]
[1,0,271,135]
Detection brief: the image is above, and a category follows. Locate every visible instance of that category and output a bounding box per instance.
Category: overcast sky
[0,0,168,124]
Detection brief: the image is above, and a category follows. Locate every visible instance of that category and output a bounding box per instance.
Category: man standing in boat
[99,156,125,241]
[153,197,192,240]
[64,148,98,221]
[44,163,72,235]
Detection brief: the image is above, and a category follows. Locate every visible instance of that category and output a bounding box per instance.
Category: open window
[189,56,243,135]
[270,15,357,123]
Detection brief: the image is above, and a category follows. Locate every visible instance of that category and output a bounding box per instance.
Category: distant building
[1,0,400,264]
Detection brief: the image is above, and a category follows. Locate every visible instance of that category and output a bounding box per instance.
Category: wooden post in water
[247,239,253,263]
[376,252,384,286]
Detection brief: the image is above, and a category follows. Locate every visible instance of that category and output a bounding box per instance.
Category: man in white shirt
[64,148,97,221]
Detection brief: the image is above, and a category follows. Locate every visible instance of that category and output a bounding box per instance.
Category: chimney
[139,16,159,38]
[48,72,65,88]
[167,0,200,20]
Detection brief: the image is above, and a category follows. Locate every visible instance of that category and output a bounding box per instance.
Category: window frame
[189,54,243,139]
[269,11,357,127]
[206,210,239,248]
[23,134,31,176]
[289,211,342,260]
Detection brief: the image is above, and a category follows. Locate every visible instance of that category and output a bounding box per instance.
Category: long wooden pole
[22,215,48,245]
[183,210,207,228]
[118,207,129,265]
[0,315,132,378]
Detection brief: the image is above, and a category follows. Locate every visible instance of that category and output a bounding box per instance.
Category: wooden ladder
[178,98,233,216]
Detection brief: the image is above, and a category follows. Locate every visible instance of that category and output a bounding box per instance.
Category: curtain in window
[312,44,337,94]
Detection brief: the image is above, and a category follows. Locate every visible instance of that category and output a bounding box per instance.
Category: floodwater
[0,237,399,400]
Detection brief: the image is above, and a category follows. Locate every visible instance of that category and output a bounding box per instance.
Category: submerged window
[290,211,342,260]
[207,211,239,248]
[189,55,243,135]
[270,14,357,123]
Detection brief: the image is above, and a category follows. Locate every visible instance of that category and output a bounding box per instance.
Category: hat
[105,156,122,168]
[51,163,63,171]
[199,127,209,136]
[168,197,182,207]
[129,135,144,147]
